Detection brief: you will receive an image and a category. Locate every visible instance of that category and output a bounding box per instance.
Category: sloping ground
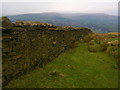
[5,42,118,88]
[2,17,92,87]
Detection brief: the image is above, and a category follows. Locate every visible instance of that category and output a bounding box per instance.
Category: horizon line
[2,12,118,16]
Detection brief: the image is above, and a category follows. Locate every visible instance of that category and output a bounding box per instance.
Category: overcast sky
[1,0,119,16]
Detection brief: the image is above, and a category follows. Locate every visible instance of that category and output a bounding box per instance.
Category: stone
[0,16,13,27]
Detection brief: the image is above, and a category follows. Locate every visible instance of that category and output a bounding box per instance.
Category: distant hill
[6,13,118,33]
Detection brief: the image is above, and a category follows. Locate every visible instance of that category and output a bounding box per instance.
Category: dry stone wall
[2,17,92,86]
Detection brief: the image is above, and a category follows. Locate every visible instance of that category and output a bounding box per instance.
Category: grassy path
[6,42,118,88]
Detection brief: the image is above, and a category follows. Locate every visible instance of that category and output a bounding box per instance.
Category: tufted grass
[5,42,118,88]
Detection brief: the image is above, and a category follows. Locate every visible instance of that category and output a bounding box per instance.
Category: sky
[1,0,119,16]
[1,0,119,2]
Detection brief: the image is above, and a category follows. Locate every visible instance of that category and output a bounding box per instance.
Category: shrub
[100,41,108,51]
[87,40,108,52]
[106,45,119,58]
[88,43,101,52]
[83,34,93,42]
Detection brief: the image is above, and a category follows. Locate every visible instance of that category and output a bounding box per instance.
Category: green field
[6,42,118,88]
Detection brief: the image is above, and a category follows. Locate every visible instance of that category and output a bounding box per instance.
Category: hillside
[5,42,118,88]
[7,13,118,33]
[1,17,119,88]
[2,17,92,87]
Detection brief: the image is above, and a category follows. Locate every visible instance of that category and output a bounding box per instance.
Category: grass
[83,33,119,58]
[6,42,118,88]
